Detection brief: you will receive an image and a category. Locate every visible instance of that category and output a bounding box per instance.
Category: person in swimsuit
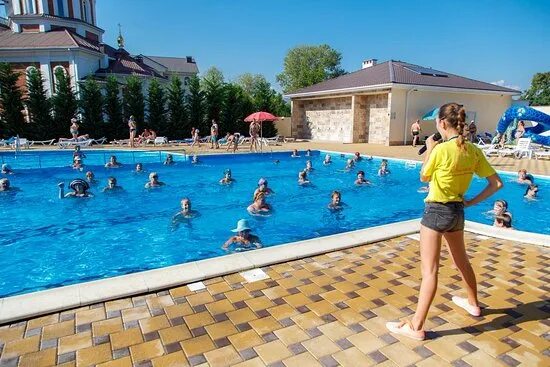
[128,116,137,148]
[58,179,93,198]
[105,155,122,168]
[85,171,97,185]
[172,198,199,227]
[411,119,421,147]
[164,154,175,165]
[323,154,332,165]
[72,156,83,170]
[492,200,512,227]
[328,191,344,210]
[191,155,199,164]
[305,160,314,172]
[254,178,274,198]
[515,121,526,140]
[494,213,512,229]
[210,120,219,149]
[378,159,391,176]
[298,170,310,185]
[1,164,13,175]
[145,172,165,188]
[306,149,312,157]
[103,177,123,192]
[70,118,79,140]
[191,128,201,147]
[248,192,271,214]
[345,159,355,170]
[0,178,19,192]
[524,184,538,199]
[353,152,362,162]
[291,149,300,158]
[468,120,477,142]
[135,163,144,173]
[517,169,534,185]
[355,170,370,185]
[222,219,262,251]
[249,120,260,153]
[219,169,235,184]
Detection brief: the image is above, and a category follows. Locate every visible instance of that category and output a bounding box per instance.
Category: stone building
[287,59,520,145]
[0,0,198,96]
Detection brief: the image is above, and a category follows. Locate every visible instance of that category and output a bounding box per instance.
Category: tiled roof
[0,28,100,52]
[288,60,520,96]
[96,49,165,79]
[144,55,199,74]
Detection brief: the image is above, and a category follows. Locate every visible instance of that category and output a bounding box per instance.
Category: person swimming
[492,200,512,227]
[105,155,122,168]
[1,164,13,175]
[254,178,274,198]
[248,192,271,214]
[524,184,538,199]
[517,169,534,185]
[219,169,235,184]
[222,219,262,251]
[353,152,362,162]
[494,213,513,229]
[323,154,332,165]
[103,177,123,192]
[0,178,19,192]
[73,145,86,160]
[58,179,93,198]
[164,154,174,165]
[328,190,345,210]
[274,159,280,164]
[291,149,300,158]
[305,160,314,172]
[355,170,370,185]
[345,159,355,170]
[306,149,312,157]
[378,159,391,176]
[135,163,144,173]
[298,170,310,185]
[84,171,97,185]
[145,172,165,188]
[72,156,83,170]
[172,198,199,228]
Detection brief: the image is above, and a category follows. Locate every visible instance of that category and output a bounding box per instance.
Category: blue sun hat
[232,219,251,233]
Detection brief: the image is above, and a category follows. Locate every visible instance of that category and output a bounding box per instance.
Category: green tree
[79,78,104,138]
[25,67,52,139]
[522,72,550,106]
[167,76,188,139]
[221,83,255,135]
[187,75,204,134]
[271,92,291,116]
[147,78,167,135]
[122,75,145,129]
[104,75,124,139]
[0,63,25,137]
[51,68,77,138]
[235,73,266,96]
[202,67,225,129]
[276,44,346,93]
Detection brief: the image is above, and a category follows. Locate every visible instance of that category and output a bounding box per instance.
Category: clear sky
[97,0,549,92]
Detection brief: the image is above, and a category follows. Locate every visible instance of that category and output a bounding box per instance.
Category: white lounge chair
[484,138,533,159]
[153,137,168,146]
[30,139,56,146]
[58,139,93,149]
[262,135,281,146]
[10,137,31,149]
[110,139,130,146]
[534,146,550,160]
[91,137,107,146]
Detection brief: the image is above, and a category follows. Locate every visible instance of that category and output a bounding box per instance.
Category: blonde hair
[439,103,467,150]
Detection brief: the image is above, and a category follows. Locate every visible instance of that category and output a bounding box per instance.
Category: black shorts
[421,202,464,233]
[412,131,419,136]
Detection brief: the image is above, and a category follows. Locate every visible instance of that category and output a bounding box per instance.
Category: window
[81,0,88,22]
[53,65,66,93]
[56,0,64,16]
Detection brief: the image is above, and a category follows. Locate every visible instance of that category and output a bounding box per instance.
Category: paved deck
[0,233,548,367]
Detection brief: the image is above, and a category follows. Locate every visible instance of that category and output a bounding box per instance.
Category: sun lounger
[153,137,168,146]
[58,139,93,149]
[10,138,31,149]
[484,138,533,159]
[169,139,193,146]
[534,149,550,160]
[261,135,281,146]
[91,137,107,146]
[110,139,130,146]
[30,139,56,146]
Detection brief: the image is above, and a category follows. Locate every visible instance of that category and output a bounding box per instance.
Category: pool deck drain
[0,231,548,367]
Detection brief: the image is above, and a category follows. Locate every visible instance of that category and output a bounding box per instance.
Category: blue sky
[97,0,549,92]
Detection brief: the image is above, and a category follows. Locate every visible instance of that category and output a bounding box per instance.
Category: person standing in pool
[1,164,13,174]
[517,169,534,185]
[222,219,262,251]
[524,184,538,200]
[172,198,199,228]
[328,190,345,210]
[145,172,165,188]
[323,154,332,165]
[0,178,19,192]
[102,177,123,192]
[85,171,97,185]
[128,116,137,148]
[411,119,421,148]
[219,169,235,185]
[355,171,370,185]
[105,155,122,168]
[248,192,271,214]
[386,103,502,341]
[254,178,274,198]
[164,154,175,165]
[58,179,93,198]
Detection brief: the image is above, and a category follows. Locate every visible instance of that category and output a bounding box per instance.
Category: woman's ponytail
[439,103,467,151]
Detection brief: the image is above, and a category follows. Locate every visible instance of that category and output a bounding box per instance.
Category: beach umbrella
[244,112,278,152]
[421,107,439,121]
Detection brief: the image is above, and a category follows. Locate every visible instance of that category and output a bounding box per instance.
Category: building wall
[390,88,513,145]
[364,93,390,145]
[291,97,354,142]
[273,117,291,137]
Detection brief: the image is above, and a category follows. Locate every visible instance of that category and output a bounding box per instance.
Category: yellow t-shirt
[422,140,496,203]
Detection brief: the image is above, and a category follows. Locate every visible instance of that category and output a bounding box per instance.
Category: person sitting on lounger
[1,164,13,175]
[103,177,123,192]
[105,155,122,168]
[323,154,332,165]
[220,169,235,184]
[355,170,370,185]
[164,154,175,165]
[145,172,165,188]
[222,219,262,251]
[248,192,271,214]
[58,179,92,198]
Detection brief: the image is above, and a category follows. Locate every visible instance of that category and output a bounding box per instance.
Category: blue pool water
[0,150,548,297]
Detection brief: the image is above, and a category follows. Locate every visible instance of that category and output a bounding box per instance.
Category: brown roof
[288,60,520,96]
[143,55,199,74]
[96,49,165,79]
[0,28,100,52]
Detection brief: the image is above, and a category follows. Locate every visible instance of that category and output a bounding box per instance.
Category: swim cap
[69,179,89,191]
[258,178,267,186]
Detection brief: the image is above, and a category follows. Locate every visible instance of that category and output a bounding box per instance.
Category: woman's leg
[411,224,442,330]
[443,231,479,307]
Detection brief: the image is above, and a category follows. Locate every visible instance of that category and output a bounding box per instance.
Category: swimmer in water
[378,159,391,176]
[254,178,274,198]
[355,170,370,185]
[524,184,538,199]
[274,159,280,164]
[222,219,262,251]
[58,179,93,198]
[102,177,123,192]
[85,171,97,185]
[345,159,355,170]
[248,192,271,214]
[328,190,344,210]
[191,155,199,164]
[298,170,310,185]
[306,149,312,157]
[72,156,83,170]
[0,178,19,192]
[164,154,175,165]
[1,164,14,174]
[291,149,299,158]
[144,172,165,188]
[105,155,122,168]
[492,200,512,227]
[494,213,513,229]
[517,169,534,185]
[172,198,199,229]
[135,163,144,173]
[323,154,332,165]
[353,152,362,162]
[305,160,314,172]
[219,169,235,184]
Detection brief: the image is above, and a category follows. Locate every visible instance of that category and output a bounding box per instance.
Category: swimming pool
[0,149,548,297]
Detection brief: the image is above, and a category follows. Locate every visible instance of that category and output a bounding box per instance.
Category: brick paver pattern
[0,233,548,367]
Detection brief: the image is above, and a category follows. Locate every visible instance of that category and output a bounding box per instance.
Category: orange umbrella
[244,111,278,122]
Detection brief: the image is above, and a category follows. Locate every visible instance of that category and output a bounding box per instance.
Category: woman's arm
[464,173,503,207]
[58,182,64,199]
[222,237,236,250]
[420,135,439,182]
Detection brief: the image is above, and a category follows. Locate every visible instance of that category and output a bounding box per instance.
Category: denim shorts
[421,202,465,233]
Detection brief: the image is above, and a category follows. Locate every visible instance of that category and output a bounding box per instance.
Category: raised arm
[58,182,65,199]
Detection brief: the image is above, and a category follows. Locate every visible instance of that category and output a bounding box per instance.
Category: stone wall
[352,95,368,143]
[291,97,354,142]
[365,93,390,145]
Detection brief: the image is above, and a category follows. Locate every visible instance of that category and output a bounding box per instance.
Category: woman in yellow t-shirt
[387,103,503,340]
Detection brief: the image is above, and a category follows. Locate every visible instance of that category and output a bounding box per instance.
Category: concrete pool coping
[1,219,548,324]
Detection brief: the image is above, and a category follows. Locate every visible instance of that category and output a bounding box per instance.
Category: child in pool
[220,169,235,184]
[328,190,345,210]
[355,170,370,185]
[323,154,332,165]
[378,159,390,176]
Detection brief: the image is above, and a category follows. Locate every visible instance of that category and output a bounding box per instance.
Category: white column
[70,53,80,94]
[26,0,33,14]
[40,61,53,97]
[13,0,22,15]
